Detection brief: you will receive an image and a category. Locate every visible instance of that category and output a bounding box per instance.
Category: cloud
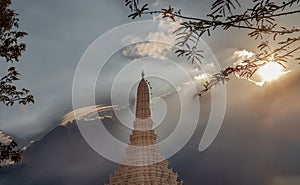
[0,131,12,144]
[151,0,163,8]
[1,1,299,184]
[194,73,208,80]
[60,105,120,125]
[122,40,172,60]
[232,49,255,66]
[121,35,142,44]
[270,176,300,185]
[170,70,300,185]
[1,71,300,185]
[230,49,291,87]
[121,19,179,59]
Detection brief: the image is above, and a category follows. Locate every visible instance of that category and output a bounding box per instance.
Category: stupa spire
[104,72,184,185]
[135,71,151,120]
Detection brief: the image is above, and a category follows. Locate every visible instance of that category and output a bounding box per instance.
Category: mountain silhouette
[0,122,117,185]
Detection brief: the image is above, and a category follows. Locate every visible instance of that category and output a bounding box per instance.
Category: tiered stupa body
[105,73,183,185]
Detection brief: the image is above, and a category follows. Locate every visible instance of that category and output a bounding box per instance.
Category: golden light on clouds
[257,62,285,82]
[233,49,254,59]
[194,73,208,80]
[232,49,291,86]
[60,105,118,125]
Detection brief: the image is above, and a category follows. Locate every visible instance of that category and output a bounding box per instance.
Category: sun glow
[257,62,285,82]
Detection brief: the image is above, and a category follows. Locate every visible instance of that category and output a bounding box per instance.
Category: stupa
[105,71,184,185]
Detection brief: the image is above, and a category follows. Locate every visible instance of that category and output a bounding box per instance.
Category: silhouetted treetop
[0,0,34,106]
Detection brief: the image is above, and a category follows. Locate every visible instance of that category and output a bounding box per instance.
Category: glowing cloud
[234,49,254,59]
[60,105,119,126]
[246,62,291,86]
[258,62,285,82]
[121,19,180,60]
[233,49,255,66]
[194,74,208,80]
[0,131,12,144]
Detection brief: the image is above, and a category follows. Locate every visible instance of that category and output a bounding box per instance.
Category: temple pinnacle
[141,70,145,78]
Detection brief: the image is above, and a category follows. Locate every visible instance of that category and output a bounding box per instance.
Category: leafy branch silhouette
[0,0,34,106]
[0,0,34,170]
[125,0,300,96]
[0,138,22,170]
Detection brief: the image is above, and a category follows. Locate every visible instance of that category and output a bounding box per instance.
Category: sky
[0,0,300,185]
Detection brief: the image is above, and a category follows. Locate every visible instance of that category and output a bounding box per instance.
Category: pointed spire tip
[141,70,145,78]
